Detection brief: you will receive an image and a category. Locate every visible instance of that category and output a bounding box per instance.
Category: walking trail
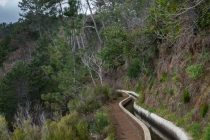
[109,93,144,140]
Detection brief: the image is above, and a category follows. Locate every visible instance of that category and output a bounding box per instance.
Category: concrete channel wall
[119,95,151,140]
[117,90,193,140]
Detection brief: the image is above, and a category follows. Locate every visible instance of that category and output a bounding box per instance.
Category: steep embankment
[113,34,210,140]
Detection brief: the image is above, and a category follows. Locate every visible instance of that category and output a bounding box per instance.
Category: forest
[0,0,210,139]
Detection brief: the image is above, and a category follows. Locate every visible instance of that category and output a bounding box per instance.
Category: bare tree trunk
[81,36,85,48]
[38,24,42,37]
[187,0,199,34]
[72,30,77,94]
[86,0,103,47]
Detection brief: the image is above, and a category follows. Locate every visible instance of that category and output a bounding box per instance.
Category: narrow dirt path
[109,93,144,140]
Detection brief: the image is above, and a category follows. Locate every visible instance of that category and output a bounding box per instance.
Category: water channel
[123,98,176,140]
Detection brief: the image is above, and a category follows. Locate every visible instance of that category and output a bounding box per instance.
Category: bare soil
[109,93,144,140]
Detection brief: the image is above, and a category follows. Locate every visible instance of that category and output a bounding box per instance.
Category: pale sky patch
[0,0,8,7]
[0,0,90,23]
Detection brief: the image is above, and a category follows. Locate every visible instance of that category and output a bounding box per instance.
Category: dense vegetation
[0,0,210,139]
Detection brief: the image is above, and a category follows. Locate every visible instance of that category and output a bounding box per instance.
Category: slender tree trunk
[86,0,103,47]
[58,0,64,21]
[81,36,85,48]
[187,0,198,34]
[72,30,77,94]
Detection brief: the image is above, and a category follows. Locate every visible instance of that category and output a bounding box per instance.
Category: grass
[135,101,204,139]
[186,122,202,139]
[200,103,209,117]
[160,72,167,82]
[182,89,190,103]
[185,64,203,79]
[135,81,142,93]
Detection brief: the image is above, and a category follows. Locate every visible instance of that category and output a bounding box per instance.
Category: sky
[0,0,21,23]
[0,0,88,24]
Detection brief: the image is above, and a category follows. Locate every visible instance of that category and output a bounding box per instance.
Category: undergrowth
[185,64,203,79]
[200,103,209,117]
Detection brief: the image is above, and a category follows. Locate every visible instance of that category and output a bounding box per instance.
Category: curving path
[109,93,145,140]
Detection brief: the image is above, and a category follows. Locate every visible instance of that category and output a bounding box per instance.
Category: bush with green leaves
[0,115,10,140]
[160,72,167,82]
[139,93,145,104]
[100,24,133,69]
[127,59,141,79]
[200,103,209,117]
[197,1,210,30]
[182,89,190,103]
[203,123,210,140]
[145,0,181,42]
[43,112,88,140]
[135,81,142,93]
[148,78,154,90]
[185,64,203,79]
[93,110,108,134]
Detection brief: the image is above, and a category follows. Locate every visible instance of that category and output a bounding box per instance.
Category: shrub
[148,78,154,90]
[43,112,88,140]
[135,81,142,93]
[0,115,10,140]
[203,123,210,140]
[182,89,190,103]
[139,93,145,104]
[127,59,140,79]
[186,122,201,138]
[185,64,203,79]
[200,103,209,117]
[93,108,109,134]
[154,90,158,95]
[160,72,167,82]
[197,9,210,30]
[94,85,110,99]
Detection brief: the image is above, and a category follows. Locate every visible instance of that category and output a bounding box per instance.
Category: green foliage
[164,88,173,96]
[43,112,88,140]
[154,90,159,95]
[186,122,201,139]
[68,85,118,114]
[127,59,141,79]
[200,103,208,117]
[203,123,210,140]
[182,89,190,103]
[0,35,14,65]
[197,1,210,30]
[171,74,177,81]
[197,52,210,61]
[148,78,154,90]
[0,62,26,127]
[93,85,111,99]
[93,108,109,134]
[0,115,10,140]
[160,72,167,82]
[145,0,181,41]
[148,106,155,113]
[41,92,65,111]
[185,64,203,79]
[135,81,142,93]
[139,93,145,104]
[100,24,132,68]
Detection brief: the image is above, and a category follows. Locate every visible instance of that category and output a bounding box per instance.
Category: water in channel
[124,99,174,140]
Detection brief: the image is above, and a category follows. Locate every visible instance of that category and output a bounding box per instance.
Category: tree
[85,0,103,46]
